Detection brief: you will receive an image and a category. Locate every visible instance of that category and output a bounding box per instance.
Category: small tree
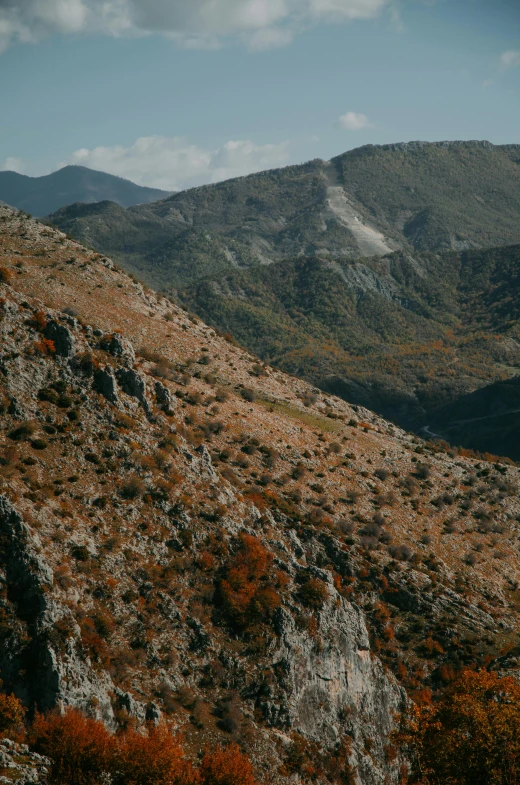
[0,691,25,740]
[219,535,280,627]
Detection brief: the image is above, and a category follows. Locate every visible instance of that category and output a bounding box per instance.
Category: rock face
[100,333,136,365]
[155,380,175,414]
[272,600,405,784]
[0,497,114,723]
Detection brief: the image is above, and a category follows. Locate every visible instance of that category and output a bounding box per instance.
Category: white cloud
[500,50,520,70]
[338,111,373,131]
[1,156,25,173]
[0,0,391,51]
[64,135,292,190]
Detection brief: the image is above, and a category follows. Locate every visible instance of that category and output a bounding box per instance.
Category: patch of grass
[256,398,341,433]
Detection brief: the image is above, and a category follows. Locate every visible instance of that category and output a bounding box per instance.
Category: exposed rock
[93,366,119,404]
[100,333,135,365]
[116,367,151,414]
[155,380,175,414]
[269,599,405,784]
[0,738,50,784]
[195,445,219,482]
[43,321,75,357]
[114,688,146,724]
[0,497,115,724]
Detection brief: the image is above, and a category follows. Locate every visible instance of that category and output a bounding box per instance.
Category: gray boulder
[100,333,135,364]
[155,381,175,414]
[93,366,119,404]
[116,368,150,414]
[44,321,75,357]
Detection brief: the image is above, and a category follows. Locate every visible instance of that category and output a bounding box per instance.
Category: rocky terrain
[0,205,520,783]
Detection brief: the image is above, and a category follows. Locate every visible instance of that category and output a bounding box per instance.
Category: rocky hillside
[1,206,520,783]
[0,166,171,218]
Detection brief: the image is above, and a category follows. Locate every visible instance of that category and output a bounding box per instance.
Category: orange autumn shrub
[219,534,280,627]
[114,724,198,785]
[29,708,114,785]
[27,708,260,785]
[199,743,257,785]
[398,669,520,785]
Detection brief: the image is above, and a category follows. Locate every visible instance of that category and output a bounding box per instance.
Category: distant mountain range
[47,140,520,458]
[0,165,172,216]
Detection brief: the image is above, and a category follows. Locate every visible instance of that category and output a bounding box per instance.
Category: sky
[0,0,519,191]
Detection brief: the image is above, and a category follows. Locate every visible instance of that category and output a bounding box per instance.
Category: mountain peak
[0,165,172,216]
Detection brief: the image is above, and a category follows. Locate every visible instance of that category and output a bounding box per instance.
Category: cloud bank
[500,50,520,70]
[65,135,292,190]
[0,0,391,52]
[339,111,373,130]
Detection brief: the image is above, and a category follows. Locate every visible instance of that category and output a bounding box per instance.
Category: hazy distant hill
[0,165,171,216]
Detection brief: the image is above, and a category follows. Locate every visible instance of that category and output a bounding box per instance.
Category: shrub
[389,544,413,561]
[415,464,431,480]
[8,421,37,441]
[374,468,389,481]
[0,267,12,285]
[29,708,114,785]
[219,535,280,628]
[240,388,255,403]
[121,476,146,500]
[199,744,257,785]
[398,670,520,785]
[297,577,328,610]
[114,725,197,785]
[34,339,56,356]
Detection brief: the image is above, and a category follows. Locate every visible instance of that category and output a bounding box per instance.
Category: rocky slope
[0,167,171,218]
[0,206,520,783]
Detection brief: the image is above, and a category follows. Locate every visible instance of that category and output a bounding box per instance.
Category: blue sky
[0,0,519,190]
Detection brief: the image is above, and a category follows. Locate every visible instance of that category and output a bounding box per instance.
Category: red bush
[29,708,114,785]
[199,744,257,785]
[219,535,280,627]
[114,725,198,785]
[27,708,260,785]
